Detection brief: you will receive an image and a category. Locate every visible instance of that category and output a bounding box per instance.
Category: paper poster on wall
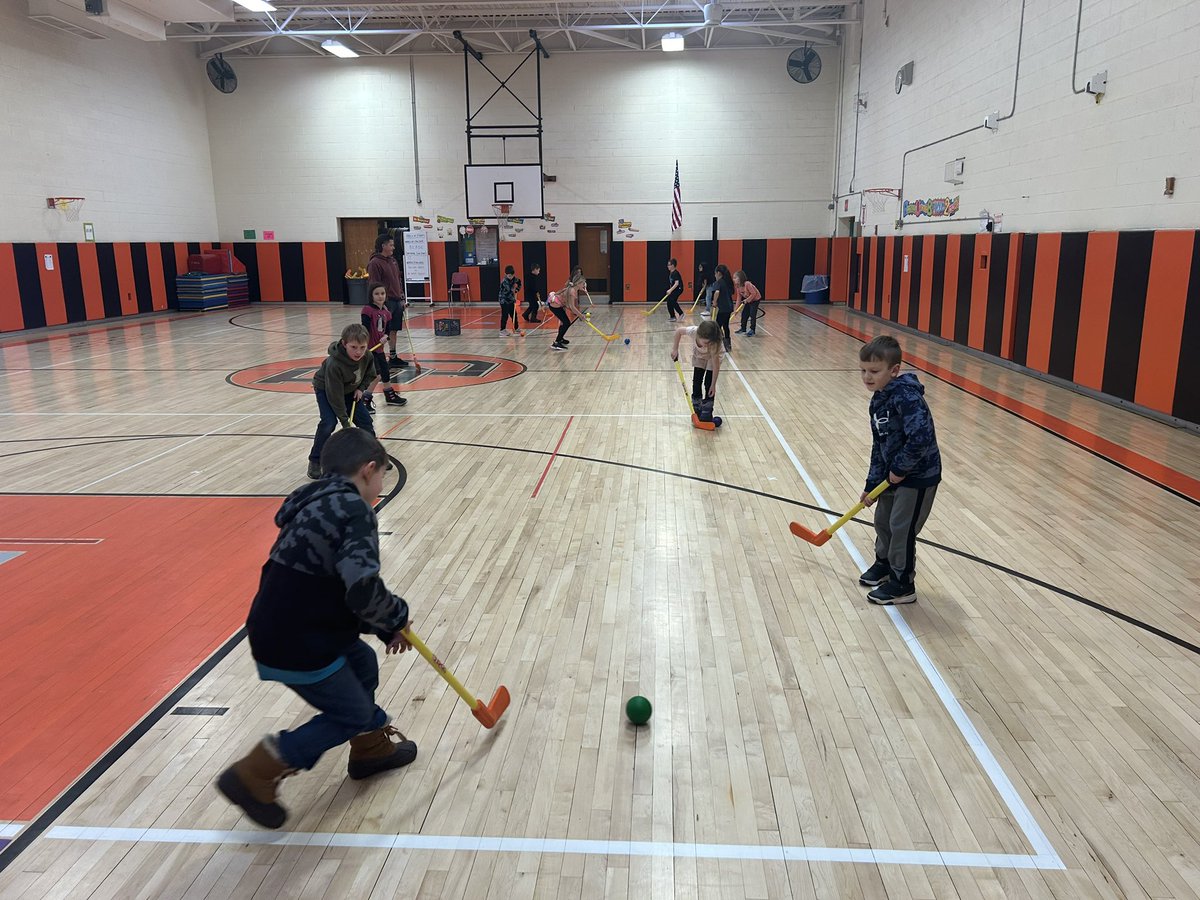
[402,229,430,281]
[412,215,430,225]
[242,229,256,239]
[83,223,96,242]
[263,230,276,240]
[436,215,455,223]
[902,196,960,218]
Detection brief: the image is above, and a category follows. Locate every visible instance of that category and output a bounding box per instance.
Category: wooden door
[575,223,611,292]
[341,218,384,274]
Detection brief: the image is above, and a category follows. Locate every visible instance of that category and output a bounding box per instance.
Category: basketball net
[48,197,85,222]
[493,203,511,240]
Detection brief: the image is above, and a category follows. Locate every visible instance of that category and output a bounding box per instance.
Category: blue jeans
[309,389,375,463]
[275,639,389,770]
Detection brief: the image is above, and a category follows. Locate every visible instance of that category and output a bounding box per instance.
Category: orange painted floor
[0,495,281,821]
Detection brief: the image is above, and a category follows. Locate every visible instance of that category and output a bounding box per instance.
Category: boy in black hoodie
[307,323,378,480]
[217,428,416,829]
[856,335,941,605]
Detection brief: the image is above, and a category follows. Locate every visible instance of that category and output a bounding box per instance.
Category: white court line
[39,826,1060,869]
[68,414,253,493]
[0,412,763,419]
[726,355,1064,869]
[0,822,21,838]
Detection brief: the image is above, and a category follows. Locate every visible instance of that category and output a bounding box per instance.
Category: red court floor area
[0,494,281,822]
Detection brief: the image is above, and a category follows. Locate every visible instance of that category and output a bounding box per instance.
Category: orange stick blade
[471,686,511,728]
[789,521,832,545]
[691,414,716,431]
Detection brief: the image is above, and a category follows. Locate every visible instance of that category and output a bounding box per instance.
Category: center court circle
[227,353,526,393]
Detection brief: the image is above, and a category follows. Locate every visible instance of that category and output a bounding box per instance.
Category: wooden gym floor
[0,301,1197,899]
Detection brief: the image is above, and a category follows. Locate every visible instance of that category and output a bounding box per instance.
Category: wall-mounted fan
[787,45,821,83]
[206,54,237,94]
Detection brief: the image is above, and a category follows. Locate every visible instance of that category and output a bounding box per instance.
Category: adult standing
[366,234,408,368]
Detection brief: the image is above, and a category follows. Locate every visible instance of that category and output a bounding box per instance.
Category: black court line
[792,305,1200,509]
[1,431,1193,659]
[0,626,248,871]
[171,707,229,716]
[0,456,407,873]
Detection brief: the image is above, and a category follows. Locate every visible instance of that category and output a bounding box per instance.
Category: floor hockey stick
[673,359,716,431]
[789,480,890,545]
[583,316,621,341]
[403,627,511,729]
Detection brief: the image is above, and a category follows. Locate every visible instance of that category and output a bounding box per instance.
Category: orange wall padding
[1134,230,1193,413]
[622,241,647,302]
[302,242,329,302]
[1073,232,1117,391]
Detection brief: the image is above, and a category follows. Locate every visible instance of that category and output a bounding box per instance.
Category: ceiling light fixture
[662,32,684,51]
[233,0,277,11]
[321,39,358,58]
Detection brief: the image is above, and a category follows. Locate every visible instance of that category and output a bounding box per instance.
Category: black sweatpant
[691,367,713,403]
[740,301,761,332]
[665,291,684,319]
[500,302,518,331]
[524,295,540,321]
[873,484,939,586]
[548,304,572,342]
[715,304,732,345]
[372,350,392,386]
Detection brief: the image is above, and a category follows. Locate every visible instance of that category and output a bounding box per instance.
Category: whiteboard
[402,229,429,281]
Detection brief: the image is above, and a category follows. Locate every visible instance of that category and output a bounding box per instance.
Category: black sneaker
[551,342,568,351]
[734,328,746,334]
[384,391,407,406]
[867,581,916,605]
[388,355,402,366]
[560,338,570,345]
[858,561,891,586]
[307,461,322,480]
[394,358,410,368]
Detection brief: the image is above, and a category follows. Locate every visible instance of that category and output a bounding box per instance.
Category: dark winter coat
[246,476,409,674]
[312,341,377,426]
[866,373,942,490]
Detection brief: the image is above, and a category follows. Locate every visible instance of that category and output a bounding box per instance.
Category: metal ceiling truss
[169,1,856,58]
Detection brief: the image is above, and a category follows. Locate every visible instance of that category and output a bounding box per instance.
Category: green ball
[625,695,652,725]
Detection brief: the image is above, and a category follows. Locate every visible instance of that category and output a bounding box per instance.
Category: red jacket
[367,252,404,301]
[361,303,391,347]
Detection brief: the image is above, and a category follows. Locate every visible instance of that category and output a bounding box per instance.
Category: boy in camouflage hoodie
[217,429,416,829]
[856,335,942,605]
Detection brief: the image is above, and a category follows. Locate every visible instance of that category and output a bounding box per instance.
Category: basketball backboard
[465,164,544,219]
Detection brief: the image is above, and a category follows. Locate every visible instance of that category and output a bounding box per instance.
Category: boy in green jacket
[307,323,379,480]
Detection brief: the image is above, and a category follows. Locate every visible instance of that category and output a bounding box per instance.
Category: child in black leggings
[733,270,762,336]
[547,277,583,351]
[670,319,724,427]
[712,264,735,352]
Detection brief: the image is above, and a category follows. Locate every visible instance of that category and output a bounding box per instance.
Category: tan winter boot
[347,725,417,780]
[216,739,296,829]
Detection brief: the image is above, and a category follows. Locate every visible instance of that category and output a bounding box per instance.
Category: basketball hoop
[861,188,900,228]
[47,197,85,222]
[492,203,511,240]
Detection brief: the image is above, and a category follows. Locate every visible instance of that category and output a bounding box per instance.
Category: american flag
[671,160,683,232]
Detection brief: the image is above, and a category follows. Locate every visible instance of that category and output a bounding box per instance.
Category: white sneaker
[499,329,508,336]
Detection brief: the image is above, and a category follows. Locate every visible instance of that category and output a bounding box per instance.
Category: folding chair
[449,272,471,304]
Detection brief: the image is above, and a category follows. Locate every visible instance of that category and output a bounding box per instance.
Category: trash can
[801,274,830,304]
[345,277,368,306]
